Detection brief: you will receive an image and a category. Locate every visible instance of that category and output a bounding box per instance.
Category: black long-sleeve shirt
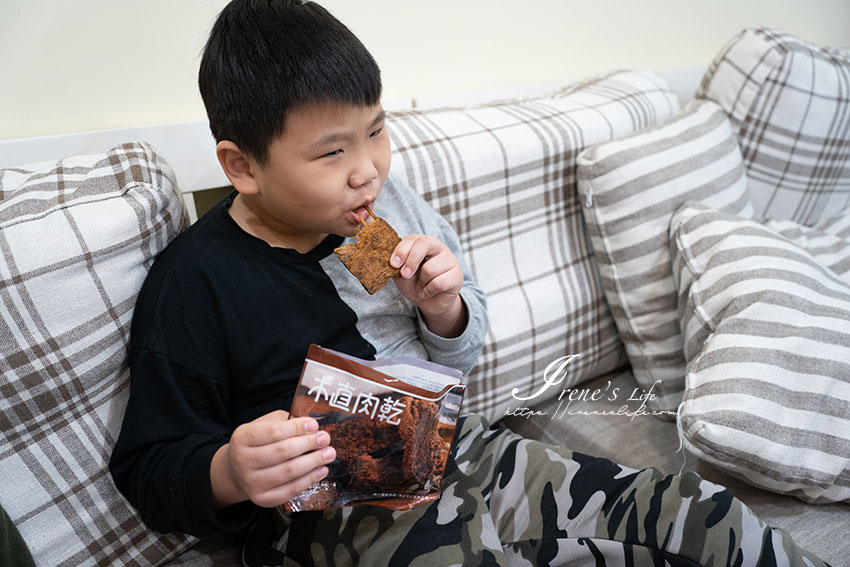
[109,176,487,537]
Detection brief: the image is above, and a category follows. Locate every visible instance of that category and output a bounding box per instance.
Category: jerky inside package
[282,344,465,512]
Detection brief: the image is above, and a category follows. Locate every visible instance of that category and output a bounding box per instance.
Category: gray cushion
[575,100,754,414]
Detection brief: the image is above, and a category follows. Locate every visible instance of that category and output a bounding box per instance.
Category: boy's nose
[349,161,378,189]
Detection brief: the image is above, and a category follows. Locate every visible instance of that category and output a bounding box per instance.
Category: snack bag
[282,344,465,512]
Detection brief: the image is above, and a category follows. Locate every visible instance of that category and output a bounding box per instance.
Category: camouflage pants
[280,414,828,567]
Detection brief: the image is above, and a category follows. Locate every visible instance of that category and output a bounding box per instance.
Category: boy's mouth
[352,206,369,223]
[350,202,373,225]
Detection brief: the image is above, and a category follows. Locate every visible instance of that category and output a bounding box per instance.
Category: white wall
[2,0,848,141]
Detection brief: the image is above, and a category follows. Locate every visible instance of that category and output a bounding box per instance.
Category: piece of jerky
[334,217,402,294]
[397,398,443,488]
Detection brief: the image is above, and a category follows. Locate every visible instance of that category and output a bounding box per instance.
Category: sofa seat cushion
[0,142,192,565]
[698,27,850,225]
[575,100,754,414]
[670,203,850,503]
[500,368,850,567]
[387,70,680,421]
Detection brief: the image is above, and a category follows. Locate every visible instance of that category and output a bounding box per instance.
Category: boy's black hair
[199,0,382,165]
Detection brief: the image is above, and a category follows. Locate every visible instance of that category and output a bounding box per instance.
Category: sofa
[1,26,848,566]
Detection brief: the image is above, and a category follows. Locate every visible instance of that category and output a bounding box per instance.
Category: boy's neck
[227,193,328,254]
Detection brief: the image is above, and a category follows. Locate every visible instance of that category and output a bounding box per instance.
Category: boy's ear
[215,141,260,195]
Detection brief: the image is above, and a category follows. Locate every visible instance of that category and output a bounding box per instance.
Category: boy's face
[245,101,391,246]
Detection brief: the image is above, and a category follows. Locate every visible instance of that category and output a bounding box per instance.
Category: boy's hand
[210,410,336,509]
[390,234,467,338]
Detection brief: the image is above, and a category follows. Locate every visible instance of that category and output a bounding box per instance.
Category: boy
[110,1,829,565]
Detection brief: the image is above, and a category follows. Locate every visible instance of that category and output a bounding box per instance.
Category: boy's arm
[413,248,487,377]
[111,349,336,536]
[110,348,254,537]
[391,233,469,338]
[388,176,488,376]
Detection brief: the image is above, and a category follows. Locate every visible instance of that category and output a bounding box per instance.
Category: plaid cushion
[387,70,680,420]
[576,100,754,415]
[0,142,192,565]
[697,27,850,225]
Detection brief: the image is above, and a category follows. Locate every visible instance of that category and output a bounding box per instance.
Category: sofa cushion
[500,368,850,567]
[765,212,850,277]
[387,70,680,420]
[0,142,192,565]
[697,27,850,225]
[670,203,850,503]
[575,100,753,414]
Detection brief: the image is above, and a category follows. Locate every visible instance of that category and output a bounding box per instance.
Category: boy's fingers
[253,463,332,508]
[252,409,291,422]
[245,448,335,507]
[412,249,454,286]
[247,431,333,469]
[392,235,437,279]
[389,235,415,268]
[417,269,456,299]
[234,414,318,447]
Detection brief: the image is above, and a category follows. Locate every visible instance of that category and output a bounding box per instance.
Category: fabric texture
[279,413,829,567]
[0,142,192,565]
[670,203,850,503]
[697,26,850,225]
[110,175,488,537]
[575,99,754,414]
[387,70,680,419]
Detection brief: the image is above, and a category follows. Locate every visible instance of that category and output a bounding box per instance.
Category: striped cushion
[576,100,754,415]
[387,70,680,420]
[764,215,850,278]
[0,143,193,565]
[670,203,850,503]
[697,27,850,225]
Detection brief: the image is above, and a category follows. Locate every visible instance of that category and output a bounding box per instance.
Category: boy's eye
[370,127,383,138]
[322,149,342,158]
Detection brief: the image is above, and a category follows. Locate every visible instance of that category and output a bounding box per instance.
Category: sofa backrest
[387,70,681,420]
[0,71,680,565]
[0,142,193,565]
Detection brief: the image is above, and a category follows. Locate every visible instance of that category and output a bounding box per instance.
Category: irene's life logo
[507,355,677,420]
[510,354,582,402]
